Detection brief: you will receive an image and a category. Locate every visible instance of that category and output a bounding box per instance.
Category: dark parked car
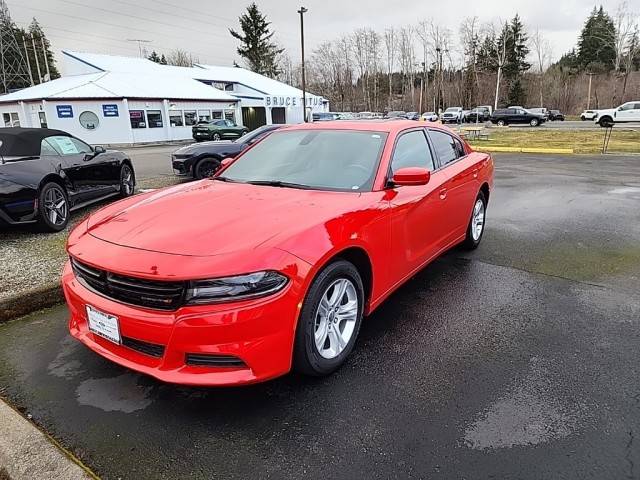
[465,106,492,123]
[384,111,407,119]
[548,110,565,121]
[312,112,341,121]
[192,119,249,142]
[405,111,420,120]
[0,128,135,232]
[173,124,286,179]
[490,108,546,127]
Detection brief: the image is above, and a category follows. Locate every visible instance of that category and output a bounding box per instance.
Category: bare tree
[383,27,398,109]
[165,49,198,67]
[531,27,552,106]
[486,21,509,110]
[460,17,481,107]
[398,26,416,109]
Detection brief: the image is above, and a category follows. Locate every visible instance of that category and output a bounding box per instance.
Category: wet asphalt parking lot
[1,153,640,479]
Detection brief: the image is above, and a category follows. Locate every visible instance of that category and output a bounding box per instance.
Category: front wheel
[119,164,135,197]
[462,191,487,250]
[293,260,364,377]
[37,182,69,232]
[496,119,506,127]
[529,118,539,127]
[194,157,221,179]
[599,117,613,128]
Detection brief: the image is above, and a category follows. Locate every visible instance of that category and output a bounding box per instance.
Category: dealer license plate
[86,305,121,344]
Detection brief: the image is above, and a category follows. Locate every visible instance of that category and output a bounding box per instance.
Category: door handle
[439,188,447,200]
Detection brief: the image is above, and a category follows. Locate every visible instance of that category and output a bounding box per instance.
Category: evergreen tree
[160,54,167,65]
[577,6,616,72]
[229,3,284,78]
[507,78,526,106]
[503,15,530,80]
[27,18,59,81]
[147,50,161,63]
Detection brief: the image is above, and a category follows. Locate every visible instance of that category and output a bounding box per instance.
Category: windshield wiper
[211,176,235,182]
[245,180,312,190]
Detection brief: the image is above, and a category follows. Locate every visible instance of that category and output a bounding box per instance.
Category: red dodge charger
[62,120,494,386]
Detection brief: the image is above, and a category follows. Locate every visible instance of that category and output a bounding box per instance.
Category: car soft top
[0,127,72,157]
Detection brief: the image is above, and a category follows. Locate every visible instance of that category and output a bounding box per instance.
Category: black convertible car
[172,124,285,179]
[0,128,135,232]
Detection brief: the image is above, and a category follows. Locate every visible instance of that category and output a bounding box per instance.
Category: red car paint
[62,120,494,386]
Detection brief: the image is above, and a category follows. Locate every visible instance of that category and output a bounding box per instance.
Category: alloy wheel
[314,278,358,359]
[471,198,485,241]
[213,133,221,141]
[121,165,134,196]
[43,186,68,226]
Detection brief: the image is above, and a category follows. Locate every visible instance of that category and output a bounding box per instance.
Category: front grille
[122,336,165,358]
[186,353,246,368]
[71,258,186,310]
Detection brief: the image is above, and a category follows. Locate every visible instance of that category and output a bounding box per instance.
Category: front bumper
[62,259,307,386]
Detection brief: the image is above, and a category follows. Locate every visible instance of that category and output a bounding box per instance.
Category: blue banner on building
[56,105,73,118]
[102,104,119,117]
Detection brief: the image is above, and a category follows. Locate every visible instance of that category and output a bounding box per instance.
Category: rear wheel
[212,132,221,141]
[293,260,364,376]
[37,182,69,232]
[194,157,221,179]
[529,118,539,127]
[497,119,506,127]
[462,191,487,250]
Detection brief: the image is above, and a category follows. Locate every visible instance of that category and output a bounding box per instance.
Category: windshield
[237,126,275,144]
[221,129,388,192]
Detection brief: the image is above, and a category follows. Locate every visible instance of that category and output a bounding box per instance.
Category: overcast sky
[6,0,623,72]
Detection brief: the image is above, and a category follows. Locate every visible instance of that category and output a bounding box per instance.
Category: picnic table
[460,126,484,140]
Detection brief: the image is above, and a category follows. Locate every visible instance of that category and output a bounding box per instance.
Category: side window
[390,130,435,173]
[40,139,59,156]
[46,136,91,155]
[215,120,226,126]
[429,130,462,166]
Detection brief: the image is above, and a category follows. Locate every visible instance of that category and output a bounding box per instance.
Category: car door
[386,129,449,282]
[427,128,479,243]
[47,135,114,203]
[225,119,241,138]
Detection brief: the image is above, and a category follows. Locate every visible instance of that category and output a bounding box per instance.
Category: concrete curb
[470,145,575,154]
[0,398,97,480]
[0,284,63,324]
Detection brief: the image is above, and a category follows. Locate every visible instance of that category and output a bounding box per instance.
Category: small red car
[62,120,493,386]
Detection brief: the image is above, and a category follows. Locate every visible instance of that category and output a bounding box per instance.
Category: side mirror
[391,167,431,187]
[93,145,106,154]
[220,157,234,168]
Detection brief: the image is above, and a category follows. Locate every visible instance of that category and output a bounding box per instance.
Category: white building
[0,51,329,145]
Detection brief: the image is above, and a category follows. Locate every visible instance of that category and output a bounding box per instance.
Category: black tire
[119,163,135,197]
[462,191,487,250]
[580,116,586,121]
[37,182,69,232]
[293,260,365,377]
[194,157,221,180]
[529,118,539,127]
[599,117,613,128]
[497,119,506,127]
[212,132,222,141]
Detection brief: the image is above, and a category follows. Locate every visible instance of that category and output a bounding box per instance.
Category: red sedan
[62,120,493,386]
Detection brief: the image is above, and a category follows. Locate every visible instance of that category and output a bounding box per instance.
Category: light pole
[586,72,595,110]
[297,6,308,122]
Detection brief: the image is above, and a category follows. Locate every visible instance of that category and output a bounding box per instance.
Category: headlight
[185,271,288,305]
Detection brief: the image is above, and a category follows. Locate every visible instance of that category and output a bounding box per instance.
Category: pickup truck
[440,107,464,124]
[595,101,640,127]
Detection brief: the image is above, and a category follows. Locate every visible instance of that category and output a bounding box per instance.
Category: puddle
[48,337,85,379]
[76,373,153,413]
[463,357,584,450]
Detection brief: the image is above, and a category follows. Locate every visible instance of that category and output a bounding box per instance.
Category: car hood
[86,180,366,257]
[174,141,234,155]
[595,108,615,117]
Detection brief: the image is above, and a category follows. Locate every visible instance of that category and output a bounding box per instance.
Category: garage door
[241,107,266,131]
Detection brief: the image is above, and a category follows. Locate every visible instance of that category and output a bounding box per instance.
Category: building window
[38,111,48,128]
[3,112,20,127]
[197,110,211,122]
[184,110,197,126]
[212,110,223,120]
[79,111,99,130]
[169,110,184,127]
[130,110,146,128]
[147,110,163,128]
[225,110,235,123]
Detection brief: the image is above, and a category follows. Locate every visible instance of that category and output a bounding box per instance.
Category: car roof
[281,119,454,135]
[0,127,72,156]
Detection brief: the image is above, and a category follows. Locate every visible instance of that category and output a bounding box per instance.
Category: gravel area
[0,175,186,304]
